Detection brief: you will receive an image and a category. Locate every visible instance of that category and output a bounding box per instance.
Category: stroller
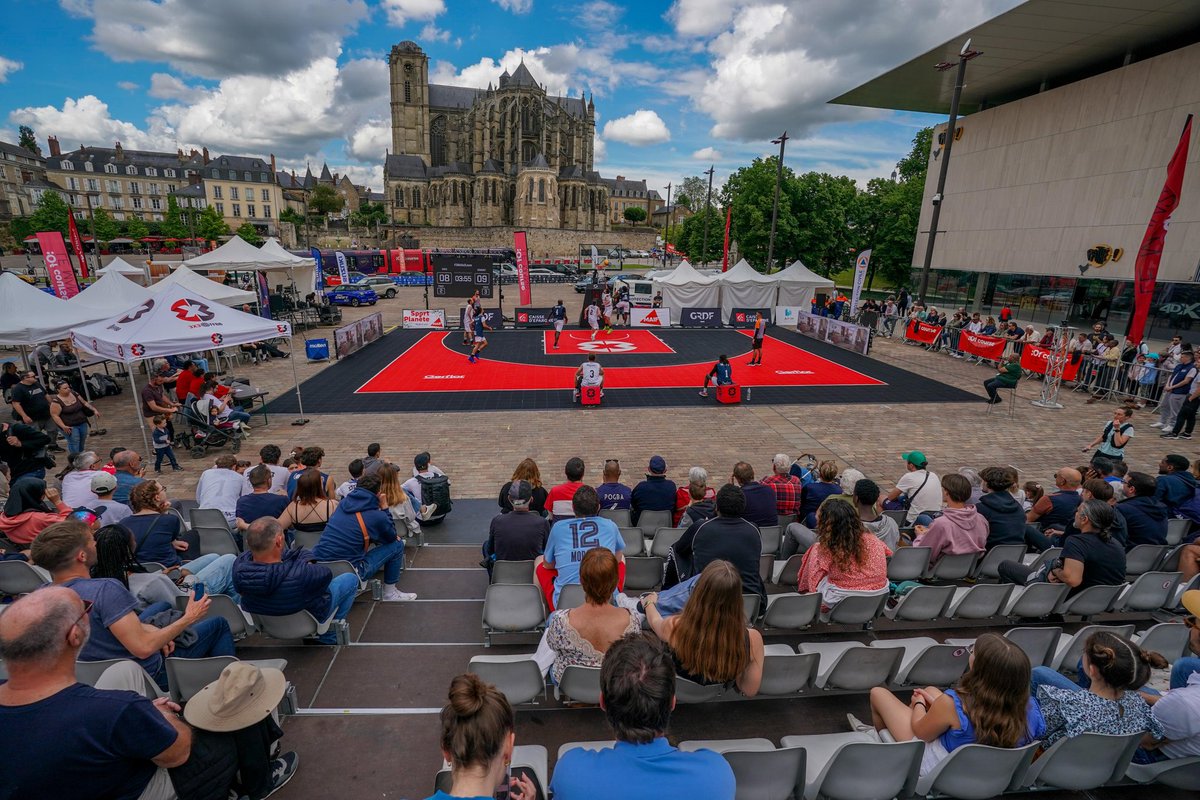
[177,396,244,458]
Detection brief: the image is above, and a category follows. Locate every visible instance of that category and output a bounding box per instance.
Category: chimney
[114,141,124,161]
[202,147,210,164]
[47,136,61,157]
[616,175,625,181]
[177,148,183,159]
[270,153,276,174]
[189,173,201,186]
[190,148,199,158]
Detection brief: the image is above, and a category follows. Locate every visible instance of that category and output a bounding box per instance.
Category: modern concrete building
[834,0,1200,340]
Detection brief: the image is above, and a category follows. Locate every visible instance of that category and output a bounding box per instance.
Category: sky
[0,0,1023,198]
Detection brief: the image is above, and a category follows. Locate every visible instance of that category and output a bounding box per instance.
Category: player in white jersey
[462,292,478,345]
[585,302,601,340]
[601,290,614,333]
[574,354,604,401]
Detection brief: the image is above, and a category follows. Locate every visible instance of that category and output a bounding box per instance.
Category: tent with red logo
[69,270,155,315]
[650,259,720,310]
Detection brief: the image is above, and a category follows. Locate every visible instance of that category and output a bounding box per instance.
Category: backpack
[418,473,452,517]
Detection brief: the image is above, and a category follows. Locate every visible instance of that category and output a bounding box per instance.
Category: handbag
[900,471,931,511]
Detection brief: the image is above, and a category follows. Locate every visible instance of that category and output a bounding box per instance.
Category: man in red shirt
[762,453,801,521]
[545,457,586,520]
[175,361,203,403]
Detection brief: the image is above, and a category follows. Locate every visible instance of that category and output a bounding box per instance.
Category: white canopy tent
[0,272,110,345]
[97,256,147,279]
[149,264,257,307]
[73,290,305,451]
[651,260,720,309]
[716,259,779,315]
[69,271,155,315]
[775,259,836,307]
[260,238,310,265]
[180,235,317,298]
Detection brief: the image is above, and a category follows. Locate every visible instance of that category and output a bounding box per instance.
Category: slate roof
[384,154,428,180]
[521,153,550,171]
[51,146,203,176]
[0,140,45,163]
[479,159,503,174]
[429,85,484,109]
[509,62,538,87]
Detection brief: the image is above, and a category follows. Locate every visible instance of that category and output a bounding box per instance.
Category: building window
[146,167,157,176]
[232,204,241,217]
[67,177,79,190]
[261,188,269,202]
[61,160,73,170]
[211,169,219,178]
[111,197,122,209]
[165,169,176,178]
[395,188,405,207]
[149,183,160,195]
[248,205,256,218]
[68,193,78,205]
[104,163,116,174]
[230,187,239,200]
[213,186,223,199]
[430,115,448,168]
[404,81,411,102]
[527,178,533,203]
[228,170,237,180]
[538,179,545,202]
[132,197,143,209]
[129,182,141,194]
[150,198,162,210]
[263,205,271,218]
[84,161,93,172]
[259,172,267,182]
[126,165,136,175]
[86,178,99,192]
[243,171,251,181]
[106,180,119,193]
[216,202,224,214]
[412,188,421,208]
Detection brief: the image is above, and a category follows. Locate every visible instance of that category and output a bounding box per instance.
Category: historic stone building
[384,40,610,232]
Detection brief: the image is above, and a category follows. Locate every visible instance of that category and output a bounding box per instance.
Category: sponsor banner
[67,213,89,279]
[774,306,804,327]
[1020,344,1081,380]
[958,330,1006,360]
[680,307,721,328]
[334,251,350,285]
[357,311,384,346]
[796,311,871,356]
[309,246,324,291]
[728,308,773,328]
[631,307,670,327]
[402,309,447,329]
[460,306,502,330]
[513,230,532,306]
[515,307,554,328]
[333,323,361,360]
[905,319,942,345]
[256,272,272,319]
[432,253,494,298]
[850,249,871,315]
[35,231,80,299]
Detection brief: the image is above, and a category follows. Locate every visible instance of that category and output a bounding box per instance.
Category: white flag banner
[850,249,872,315]
[335,251,350,285]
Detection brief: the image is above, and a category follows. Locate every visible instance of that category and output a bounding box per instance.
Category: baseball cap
[90,472,118,494]
[508,480,533,505]
[648,455,667,474]
[902,451,928,468]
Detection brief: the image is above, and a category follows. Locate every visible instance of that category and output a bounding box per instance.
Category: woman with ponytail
[1031,630,1167,748]
[427,674,537,800]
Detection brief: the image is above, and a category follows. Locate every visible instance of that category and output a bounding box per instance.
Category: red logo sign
[118,300,155,324]
[517,312,528,323]
[640,310,662,326]
[210,333,224,345]
[130,343,145,357]
[276,324,288,334]
[171,298,215,322]
[735,312,747,323]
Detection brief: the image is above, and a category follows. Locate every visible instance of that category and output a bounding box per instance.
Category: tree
[678,176,710,211]
[18,125,41,157]
[721,157,800,271]
[89,208,120,243]
[674,191,690,209]
[235,222,263,245]
[279,207,305,227]
[308,184,344,216]
[671,206,723,265]
[195,205,230,240]
[350,200,386,228]
[160,195,188,239]
[622,206,647,224]
[123,216,149,242]
[24,191,71,237]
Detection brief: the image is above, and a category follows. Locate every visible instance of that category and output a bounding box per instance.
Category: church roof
[479,159,503,174]
[509,62,538,87]
[384,154,427,180]
[521,153,550,171]
[429,84,484,109]
[558,164,585,181]
[319,162,334,182]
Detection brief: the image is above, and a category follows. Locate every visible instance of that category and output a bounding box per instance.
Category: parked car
[325,271,368,286]
[352,275,399,298]
[526,268,561,279]
[325,284,378,307]
[2,269,37,285]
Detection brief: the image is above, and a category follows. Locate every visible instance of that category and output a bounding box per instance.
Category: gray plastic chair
[874,637,971,687]
[801,641,903,690]
[617,527,644,556]
[974,544,1027,580]
[824,592,887,627]
[1167,517,1191,546]
[1126,544,1169,576]
[1133,622,1192,661]
[1050,623,1136,671]
[251,609,346,644]
[0,560,50,597]
[675,676,725,703]
[195,526,239,556]
[777,514,797,530]
[482,583,546,647]
[76,658,162,698]
[679,737,774,753]
[206,593,252,640]
[759,553,775,584]
[759,646,819,696]
[1004,581,1070,617]
[1024,546,1063,573]
[599,508,632,528]
[882,509,909,528]
[724,746,808,800]
[1161,544,1187,572]
[883,584,954,621]
[762,592,820,631]
[556,665,602,704]
[742,593,761,622]
[885,546,931,582]
[650,527,686,557]
[468,655,545,705]
[165,655,288,703]
[775,553,804,587]
[1020,731,1142,790]
[189,507,231,531]
[636,509,673,538]
[622,556,664,591]
[916,742,1040,798]
[924,551,980,581]
[490,559,536,585]
[1006,626,1064,668]
[1125,755,1200,789]
[758,525,781,556]
[290,529,323,551]
[780,733,922,800]
[1115,571,1181,612]
[947,583,1014,619]
[1055,583,1124,618]
[556,741,614,760]
[557,584,586,610]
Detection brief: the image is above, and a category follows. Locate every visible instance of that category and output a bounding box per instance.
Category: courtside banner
[515,307,554,327]
[460,306,501,330]
[680,307,721,327]
[402,309,447,329]
[774,306,804,327]
[728,308,773,328]
[905,319,942,345]
[513,230,532,306]
[631,307,670,327]
[1020,344,1081,381]
[958,331,1006,360]
[36,231,81,298]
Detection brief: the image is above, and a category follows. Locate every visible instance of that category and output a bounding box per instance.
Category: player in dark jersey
[551,299,567,348]
[748,312,766,366]
[699,354,732,398]
[468,304,492,363]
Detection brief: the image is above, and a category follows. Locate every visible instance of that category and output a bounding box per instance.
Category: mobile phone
[494,765,511,800]
[193,582,205,601]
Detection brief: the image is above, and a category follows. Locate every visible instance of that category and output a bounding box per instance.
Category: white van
[613,277,655,307]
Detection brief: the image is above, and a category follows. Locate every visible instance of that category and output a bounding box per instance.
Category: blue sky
[0,0,1021,196]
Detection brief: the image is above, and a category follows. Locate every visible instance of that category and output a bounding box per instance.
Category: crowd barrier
[796,311,871,355]
[333,311,384,359]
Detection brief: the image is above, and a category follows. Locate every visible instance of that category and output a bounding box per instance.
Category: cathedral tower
[389,41,430,162]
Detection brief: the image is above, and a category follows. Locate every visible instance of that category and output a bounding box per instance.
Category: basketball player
[585,299,602,341]
[601,289,614,333]
[699,354,732,397]
[551,299,567,348]
[574,354,604,402]
[747,312,766,366]
[615,288,630,327]
[462,291,478,346]
[467,305,492,363]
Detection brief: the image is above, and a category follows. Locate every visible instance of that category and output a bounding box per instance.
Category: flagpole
[127,363,152,453]
[288,335,309,426]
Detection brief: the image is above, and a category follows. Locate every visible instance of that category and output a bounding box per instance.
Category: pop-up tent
[97,256,147,279]
[149,264,256,307]
[181,235,317,298]
[716,259,778,315]
[182,235,279,270]
[70,271,155,315]
[0,272,109,344]
[260,238,310,265]
[775,259,835,307]
[651,259,720,309]
[72,289,305,450]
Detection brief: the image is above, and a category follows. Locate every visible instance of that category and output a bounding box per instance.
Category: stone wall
[397,225,658,256]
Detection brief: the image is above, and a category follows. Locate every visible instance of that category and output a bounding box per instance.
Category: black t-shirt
[488,511,550,562]
[10,382,50,420]
[682,516,766,603]
[1061,532,1126,594]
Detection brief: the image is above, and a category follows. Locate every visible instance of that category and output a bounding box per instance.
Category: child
[336,458,364,500]
[151,414,182,473]
[1021,480,1043,513]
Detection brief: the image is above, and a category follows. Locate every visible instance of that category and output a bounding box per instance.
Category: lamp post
[701,165,714,267]
[663,182,672,268]
[83,191,101,274]
[766,131,789,273]
[917,38,981,305]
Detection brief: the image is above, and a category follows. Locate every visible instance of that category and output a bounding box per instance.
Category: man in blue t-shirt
[595,459,632,510]
[236,465,291,534]
[0,586,191,800]
[536,484,624,609]
[551,631,735,800]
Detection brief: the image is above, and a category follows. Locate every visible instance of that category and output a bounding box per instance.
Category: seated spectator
[678,473,716,530]
[31,521,234,689]
[424,674,537,800]
[1118,471,1169,548]
[796,498,890,609]
[335,458,364,500]
[379,463,435,536]
[1157,454,1196,515]
[885,451,943,526]
[536,485,625,611]
[668,484,766,607]
[550,631,735,800]
[854,479,900,550]
[1140,592,1200,760]
[277,469,337,535]
[673,466,715,526]
[731,460,777,528]
[999,499,1126,592]
[958,467,984,506]
[0,586,193,800]
[912,473,989,567]
[596,458,632,512]
[483,480,549,572]
[539,547,639,684]
[284,446,338,499]
[0,476,70,547]
[111,449,145,505]
[311,473,416,602]
[976,466,1028,548]
[1038,479,1129,550]
[1027,467,1083,532]
[644,560,764,696]
[242,443,289,494]
[197,380,251,433]
[1032,631,1166,753]
[763,453,802,521]
[856,633,1045,777]
[195,454,244,527]
[401,451,447,514]
[361,442,388,478]
[91,524,185,607]
[83,471,132,527]
[174,359,204,403]
[60,450,101,507]
[631,455,676,525]
[546,457,587,520]
[499,457,549,515]
[235,465,291,533]
[234,518,360,645]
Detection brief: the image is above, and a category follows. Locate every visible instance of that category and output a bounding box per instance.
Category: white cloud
[0,56,22,83]
[431,43,659,99]
[116,80,138,90]
[576,0,621,28]
[9,95,177,151]
[593,135,607,164]
[603,110,670,146]
[382,0,445,25]
[493,0,533,13]
[692,146,721,160]
[420,23,451,42]
[667,0,735,37]
[347,120,392,162]
[147,73,206,103]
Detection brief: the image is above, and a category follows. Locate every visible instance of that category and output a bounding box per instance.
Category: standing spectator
[195,454,245,527]
[631,455,676,526]
[886,451,943,526]
[536,485,625,611]
[9,368,59,451]
[1165,361,1200,439]
[1083,409,1134,462]
[111,450,145,505]
[139,374,180,443]
[595,458,632,511]
[731,461,776,528]
[150,415,181,473]
[48,378,98,457]
[983,354,1021,404]
[243,444,289,494]
[499,457,549,515]
[669,484,766,607]
[482,480,549,572]
[545,457,587,520]
[912,474,989,568]
[762,453,802,520]
[0,476,71,547]
[0,419,52,480]
[1153,349,1196,431]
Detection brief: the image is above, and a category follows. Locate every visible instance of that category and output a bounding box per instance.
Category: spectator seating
[649,527,685,557]
[467,655,546,705]
[491,559,536,585]
[678,739,806,800]
[622,556,664,591]
[599,508,632,528]
[291,529,324,551]
[482,583,546,647]
[0,560,51,598]
[617,527,644,555]
[164,655,292,709]
[75,658,162,698]
[250,608,348,645]
[635,509,672,539]
[1166,517,1190,546]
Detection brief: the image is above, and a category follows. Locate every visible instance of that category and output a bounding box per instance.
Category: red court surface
[541,329,676,355]
[356,331,883,394]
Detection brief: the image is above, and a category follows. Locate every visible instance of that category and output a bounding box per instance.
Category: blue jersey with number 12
[544,516,624,605]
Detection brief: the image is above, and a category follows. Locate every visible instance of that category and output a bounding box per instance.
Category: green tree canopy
[123,216,149,241]
[195,205,230,240]
[622,206,647,223]
[26,191,71,237]
[279,207,305,226]
[677,176,710,210]
[351,200,386,228]
[160,195,188,239]
[89,208,120,242]
[18,125,41,156]
[309,184,344,216]
[670,206,723,265]
[235,222,263,245]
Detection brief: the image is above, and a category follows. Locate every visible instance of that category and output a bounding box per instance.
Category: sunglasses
[68,599,94,639]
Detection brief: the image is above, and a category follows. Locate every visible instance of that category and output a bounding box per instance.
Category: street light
[766,131,789,274]
[701,165,715,267]
[663,182,672,268]
[917,38,981,305]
